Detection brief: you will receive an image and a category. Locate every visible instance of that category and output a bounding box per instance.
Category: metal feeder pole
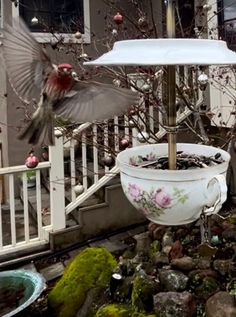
[166,0,177,170]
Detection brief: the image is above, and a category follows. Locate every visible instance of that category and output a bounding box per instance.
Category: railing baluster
[70,139,76,201]
[36,170,42,240]
[104,121,109,173]
[22,172,30,243]
[49,133,66,231]
[9,174,16,246]
[114,116,119,152]
[149,104,154,132]
[82,132,88,190]
[93,125,99,183]
[124,115,130,140]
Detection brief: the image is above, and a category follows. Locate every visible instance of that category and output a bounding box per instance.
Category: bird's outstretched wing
[53,81,139,122]
[1,18,53,103]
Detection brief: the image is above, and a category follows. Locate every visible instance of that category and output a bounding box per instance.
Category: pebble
[159,269,189,291]
[213,259,232,276]
[171,256,195,271]
[154,291,196,317]
[134,232,152,255]
[205,291,236,317]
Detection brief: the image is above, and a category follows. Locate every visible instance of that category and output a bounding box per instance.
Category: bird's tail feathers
[18,107,54,145]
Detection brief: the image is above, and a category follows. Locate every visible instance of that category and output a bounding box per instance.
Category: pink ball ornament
[114,12,123,24]
[25,152,39,168]
[120,138,129,150]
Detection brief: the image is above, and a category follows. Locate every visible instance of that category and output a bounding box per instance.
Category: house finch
[1,19,138,145]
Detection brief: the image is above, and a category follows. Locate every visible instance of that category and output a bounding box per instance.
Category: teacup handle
[204,174,227,216]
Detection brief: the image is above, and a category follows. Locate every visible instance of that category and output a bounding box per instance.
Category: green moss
[96,304,131,317]
[149,240,161,259]
[195,276,219,300]
[95,304,156,317]
[48,247,117,317]
[131,276,154,312]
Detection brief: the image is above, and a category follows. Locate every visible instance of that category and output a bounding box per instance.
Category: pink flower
[152,188,172,208]
[128,183,143,200]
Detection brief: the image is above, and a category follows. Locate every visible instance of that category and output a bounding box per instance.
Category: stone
[188,269,219,280]
[171,256,195,271]
[222,227,236,241]
[194,257,211,269]
[154,291,196,317]
[96,304,156,317]
[205,291,236,317]
[153,251,170,267]
[152,225,167,240]
[159,269,189,291]
[162,230,174,248]
[169,240,183,260]
[134,232,152,255]
[213,259,232,276]
[119,258,136,276]
[76,287,106,317]
[48,247,117,317]
[194,276,219,300]
[131,275,156,312]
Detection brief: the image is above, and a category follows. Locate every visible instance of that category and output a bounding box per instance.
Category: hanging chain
[200,209,210,244]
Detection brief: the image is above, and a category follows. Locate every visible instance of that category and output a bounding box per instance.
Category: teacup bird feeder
[85,1,236,229]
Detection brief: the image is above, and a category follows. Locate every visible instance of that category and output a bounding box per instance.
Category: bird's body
[45,68,74,100]
[1,19,138,145]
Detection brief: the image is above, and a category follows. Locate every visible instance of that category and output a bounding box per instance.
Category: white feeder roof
[84,38,236,66]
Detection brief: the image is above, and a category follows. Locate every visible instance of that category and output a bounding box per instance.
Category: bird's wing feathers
[53,81,139,122]
[1,18,53,103]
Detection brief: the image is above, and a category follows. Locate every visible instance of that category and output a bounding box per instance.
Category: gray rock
[194,276,219,300]
[194,257,211,269]
[153,251,170,267]
[154,291,196,317]
[159,269,189,291]
[162,230,174,248]
[222,227,236,241]
[205,291,236,317]
[171,256,195,271]
[134,231,152,255]
[76,288,101,317]
[213,259,232,276]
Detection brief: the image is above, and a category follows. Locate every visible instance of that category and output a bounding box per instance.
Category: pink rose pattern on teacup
[126,183,188,217]
[128,184,143,201]
[152,188,172,208]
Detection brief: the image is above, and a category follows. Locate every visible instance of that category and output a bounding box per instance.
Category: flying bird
[1,19,138,145]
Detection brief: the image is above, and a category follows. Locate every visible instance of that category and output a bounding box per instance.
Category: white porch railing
[0,162,51,255]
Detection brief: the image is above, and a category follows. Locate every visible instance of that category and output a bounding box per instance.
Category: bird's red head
[58,63,73,70]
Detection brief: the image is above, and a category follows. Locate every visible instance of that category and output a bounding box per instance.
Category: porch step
[19,186,51,227]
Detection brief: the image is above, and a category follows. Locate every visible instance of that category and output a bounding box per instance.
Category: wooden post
[49,130,66,231]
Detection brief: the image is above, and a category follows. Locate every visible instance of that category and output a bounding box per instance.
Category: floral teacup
[117,143,230,226]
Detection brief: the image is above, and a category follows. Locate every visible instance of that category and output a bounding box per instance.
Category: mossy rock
[131,275,155,312]
[95,304,156,317]
[48,247,117,317]
[195,276,219,300]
